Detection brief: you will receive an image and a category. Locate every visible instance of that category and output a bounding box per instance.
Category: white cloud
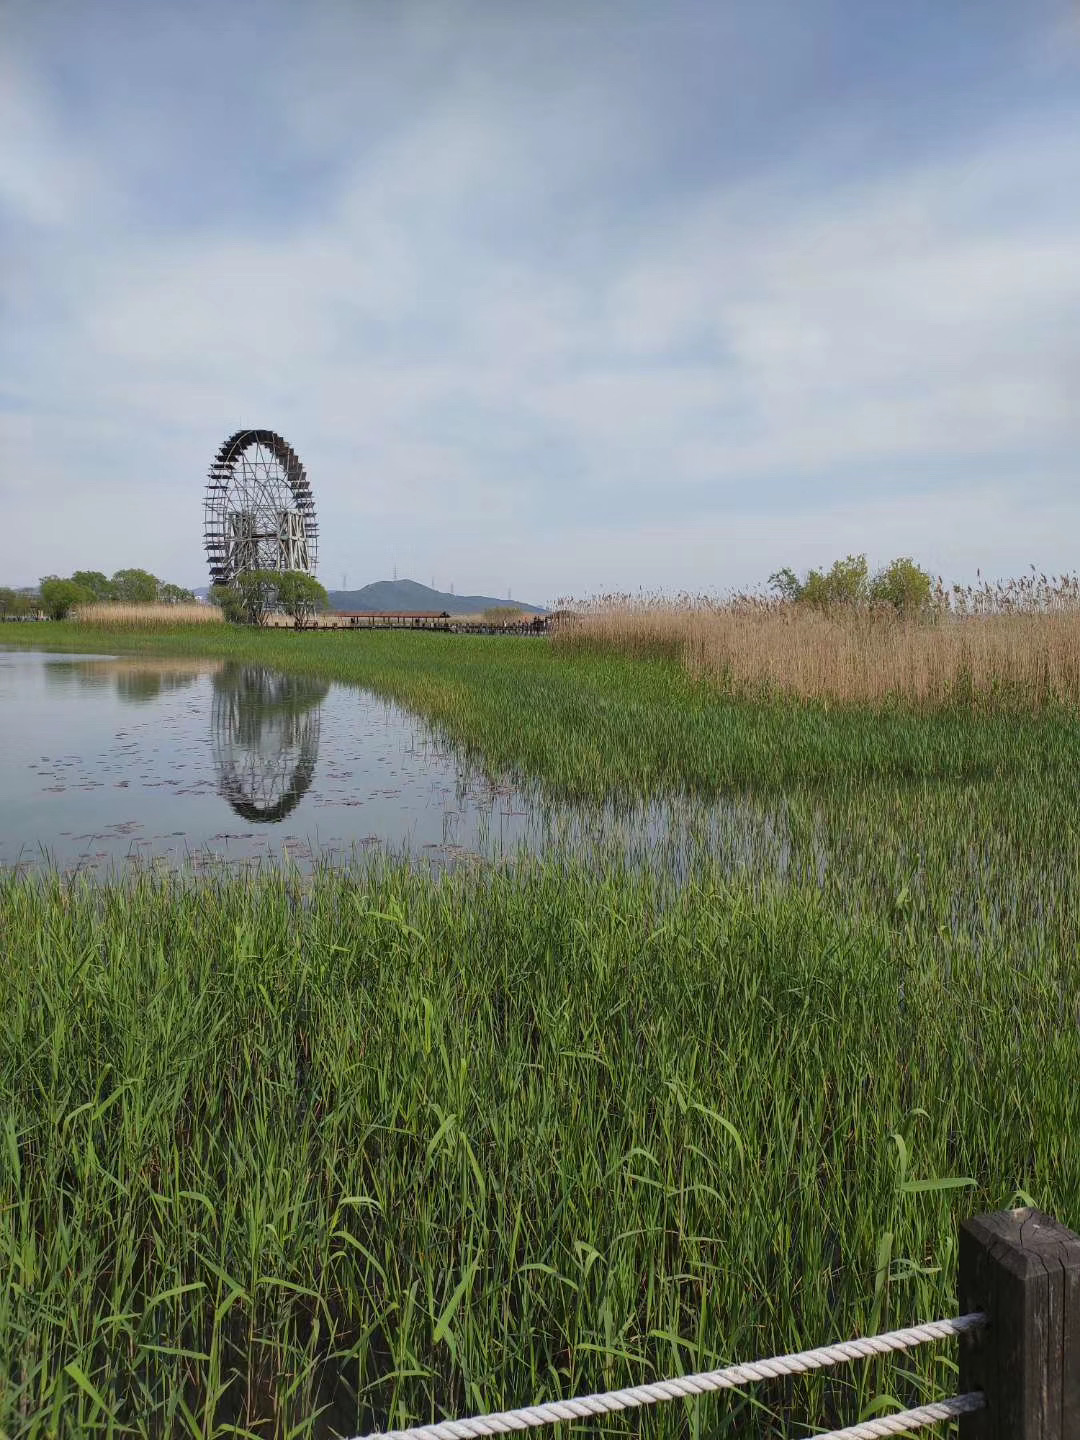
[2,7,1079,602]
[0,55,109,230]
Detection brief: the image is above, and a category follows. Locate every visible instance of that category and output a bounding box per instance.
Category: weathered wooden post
[959,1208,1080,1437]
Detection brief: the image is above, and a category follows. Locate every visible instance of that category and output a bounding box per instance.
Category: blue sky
[2,0,1079,603]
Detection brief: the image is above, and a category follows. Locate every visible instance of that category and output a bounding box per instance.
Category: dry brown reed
[552,574,1080,707]
[65,657,224,680]
[73,602,223,628]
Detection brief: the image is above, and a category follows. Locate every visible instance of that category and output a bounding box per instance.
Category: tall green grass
[2,857,1078,1438]
[4,624,1080,1435]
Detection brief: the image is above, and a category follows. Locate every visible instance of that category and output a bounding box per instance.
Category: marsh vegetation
[72,602,224,627]
[2,596,1079,1436]
[554,567,1080,706]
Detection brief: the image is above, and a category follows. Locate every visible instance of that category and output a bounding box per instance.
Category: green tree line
[1,569,197,620]
[0,587,38,618]
[2,567,330,625]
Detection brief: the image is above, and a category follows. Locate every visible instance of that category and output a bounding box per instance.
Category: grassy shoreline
[4,621,1080,800]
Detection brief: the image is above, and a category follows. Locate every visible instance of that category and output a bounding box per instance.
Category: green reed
[2,851,1078,1438]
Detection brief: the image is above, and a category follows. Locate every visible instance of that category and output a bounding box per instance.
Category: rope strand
[349,1312,985,1440]
[811,1393,983,1440]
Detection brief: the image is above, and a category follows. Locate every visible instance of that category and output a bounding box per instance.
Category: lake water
[0,649,805,880]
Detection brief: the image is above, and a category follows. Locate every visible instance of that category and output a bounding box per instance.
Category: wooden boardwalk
[267,610,555,635]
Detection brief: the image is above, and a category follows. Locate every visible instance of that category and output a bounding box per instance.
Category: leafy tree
[0,587,34,617]
[210,583,245,624]
[868,557,932,617]
[800,554,869,610]
[211,571,280,626]
[110,568,160,604]
[237,570,284,627]
[71,570,116,601]
[768,566,803,603]
[213,571,327,627]
[275,571,329,628]
[158,583,196,605]
[40,577,93,620]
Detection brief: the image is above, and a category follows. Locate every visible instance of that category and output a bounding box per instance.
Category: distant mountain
[327,579,547,616]
[190,578,546,615]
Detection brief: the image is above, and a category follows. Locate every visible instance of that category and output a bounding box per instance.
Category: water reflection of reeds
[43,656,224,703]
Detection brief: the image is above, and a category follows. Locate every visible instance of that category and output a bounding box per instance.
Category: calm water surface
[0,649,800,878]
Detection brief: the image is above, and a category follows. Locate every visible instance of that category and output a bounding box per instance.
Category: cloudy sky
[2,0,1079,603]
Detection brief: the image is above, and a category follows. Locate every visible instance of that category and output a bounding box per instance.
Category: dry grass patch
[554,600,1080,707]
[73,602,223,628]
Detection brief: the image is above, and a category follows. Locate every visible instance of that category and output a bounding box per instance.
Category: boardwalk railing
[264,610,555,635]
[352,1208,1080,1440]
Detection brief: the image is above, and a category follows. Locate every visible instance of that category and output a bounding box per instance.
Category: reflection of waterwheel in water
[211,665,328,823]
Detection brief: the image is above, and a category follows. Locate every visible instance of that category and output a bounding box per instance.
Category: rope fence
[350,1314,986,1440]
[351,1207,1080,1440]
[353,1398,984,1440]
